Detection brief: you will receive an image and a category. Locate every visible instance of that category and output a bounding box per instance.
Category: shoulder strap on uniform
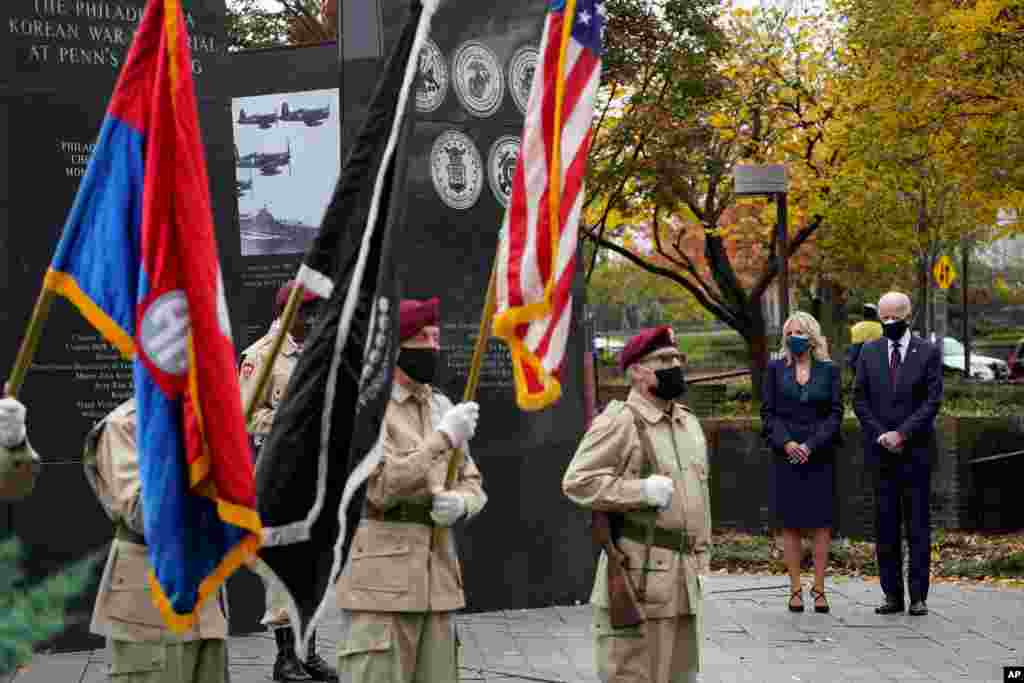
[82,414,111,465]
[622,403,657,477]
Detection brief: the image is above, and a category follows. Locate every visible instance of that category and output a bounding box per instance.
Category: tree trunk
[918,255,930,337]
[743,294,771,404]
[815,277,847,366]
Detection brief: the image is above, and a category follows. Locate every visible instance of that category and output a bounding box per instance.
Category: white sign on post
[734,164,788,195]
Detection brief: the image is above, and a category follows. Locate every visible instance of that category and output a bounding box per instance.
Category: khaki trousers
[108,638,228,683]
[593,608,700,683]
[336,611,457,683]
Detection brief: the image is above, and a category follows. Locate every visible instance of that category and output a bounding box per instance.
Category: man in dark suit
[854,291,943,617]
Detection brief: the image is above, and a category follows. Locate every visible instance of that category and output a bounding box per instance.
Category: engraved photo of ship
[239,206,318,256]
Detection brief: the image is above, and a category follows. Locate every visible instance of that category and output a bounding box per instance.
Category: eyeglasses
[640,351,686,369]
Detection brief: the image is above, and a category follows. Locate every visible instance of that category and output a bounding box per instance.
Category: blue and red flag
[44,0,260,631]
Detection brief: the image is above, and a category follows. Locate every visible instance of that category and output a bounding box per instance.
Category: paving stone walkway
[13,575,1023,683]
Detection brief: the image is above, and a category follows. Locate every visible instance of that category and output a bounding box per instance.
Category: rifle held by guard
[591,510,645,628]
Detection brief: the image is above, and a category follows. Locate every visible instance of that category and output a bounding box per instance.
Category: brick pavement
[12,575,1022,683]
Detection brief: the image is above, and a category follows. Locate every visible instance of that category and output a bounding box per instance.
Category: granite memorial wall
[1,0,232,650]
[1,0,593,649]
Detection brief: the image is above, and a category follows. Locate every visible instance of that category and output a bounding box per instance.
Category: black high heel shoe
[811,587,830,614]
[788,587,804,612]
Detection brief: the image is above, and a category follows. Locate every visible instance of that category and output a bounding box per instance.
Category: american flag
[493,0,604,411]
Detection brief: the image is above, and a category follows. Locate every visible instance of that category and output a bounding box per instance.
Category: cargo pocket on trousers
[338,620,393,658]
[110,641,166,675]
[593,614,646,683]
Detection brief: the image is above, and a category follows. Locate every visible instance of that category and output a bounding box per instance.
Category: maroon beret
[399,297,440,342]
[619,325,676,371]
[275,280,317,313]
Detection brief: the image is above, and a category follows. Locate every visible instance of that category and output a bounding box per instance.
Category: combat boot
[303,630,339,682]
[273,627,312,681]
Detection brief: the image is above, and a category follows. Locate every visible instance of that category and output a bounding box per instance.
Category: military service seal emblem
[487,135,521,208]
[452,40,504,118]
[415,38,447,114]
[508,45,538,115]
[430,130,484,210]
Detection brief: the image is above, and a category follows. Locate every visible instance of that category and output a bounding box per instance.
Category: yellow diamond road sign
[933,255,956,290]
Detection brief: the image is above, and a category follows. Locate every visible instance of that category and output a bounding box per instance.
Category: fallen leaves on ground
[709,529,1024,587]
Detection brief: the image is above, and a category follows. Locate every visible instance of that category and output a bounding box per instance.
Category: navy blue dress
[761,359,843,529]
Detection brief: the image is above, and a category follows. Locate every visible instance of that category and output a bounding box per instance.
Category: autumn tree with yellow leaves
[818,0,1023,334]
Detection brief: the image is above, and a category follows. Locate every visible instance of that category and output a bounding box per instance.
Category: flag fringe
[544,0,579,304]
[185,335,214,491]
[507,334,562,410]
[185,335,262,533]
[493,298,563,410]
[163,0,181,94]
[44,269,136,359]
[148,531,260,634]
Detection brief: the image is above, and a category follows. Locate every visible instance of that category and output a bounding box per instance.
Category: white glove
[0,398,27,449]
[642,475,673,510]
[437,401,479,449]
[430,491,466,527]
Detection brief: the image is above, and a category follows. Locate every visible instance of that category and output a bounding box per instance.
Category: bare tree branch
[582,223,741,327]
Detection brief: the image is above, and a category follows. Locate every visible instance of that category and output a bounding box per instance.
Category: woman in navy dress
[762,311,842,614]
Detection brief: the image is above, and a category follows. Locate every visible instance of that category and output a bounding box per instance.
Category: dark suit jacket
[761,359,843,459]
[853,336,943,465]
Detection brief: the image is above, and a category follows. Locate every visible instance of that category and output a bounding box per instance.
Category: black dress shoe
[908,600,928,616]
[875,598,905,615]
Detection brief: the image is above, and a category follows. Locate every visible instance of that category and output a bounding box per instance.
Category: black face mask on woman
[652,366,687,401]
[397,348,439,385]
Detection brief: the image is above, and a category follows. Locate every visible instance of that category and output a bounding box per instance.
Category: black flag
[253,0,435,657]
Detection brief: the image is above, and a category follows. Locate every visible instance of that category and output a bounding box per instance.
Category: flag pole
[432,262,498,547]
[243,283,307,423]
[5,287,57,398]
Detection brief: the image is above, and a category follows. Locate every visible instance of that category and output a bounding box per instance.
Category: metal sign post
[734,165,789,325]
[961,240,971,379]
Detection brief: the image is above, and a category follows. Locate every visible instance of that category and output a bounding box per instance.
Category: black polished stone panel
[11,462,111,652]
[220,42,345,351]
[391,0,593,611]
[1,0,232,652]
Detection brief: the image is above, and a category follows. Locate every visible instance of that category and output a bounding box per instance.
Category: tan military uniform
[335,381,487,682]
[83,401,228,683]
[238,321,301,627]
[239,320,302,448]
[563,390,712,683]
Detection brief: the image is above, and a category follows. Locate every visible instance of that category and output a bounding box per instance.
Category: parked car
[941,337,1009,381]
[1009,338,1024,383]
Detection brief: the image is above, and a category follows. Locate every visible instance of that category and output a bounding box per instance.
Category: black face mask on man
[651,366,687,401]
[397,348,439,385]
[882,319,908,342]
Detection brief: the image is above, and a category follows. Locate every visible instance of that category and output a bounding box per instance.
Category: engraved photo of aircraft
[235,140,292,176]
[238,107,278,129]
[279,100,330,127]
